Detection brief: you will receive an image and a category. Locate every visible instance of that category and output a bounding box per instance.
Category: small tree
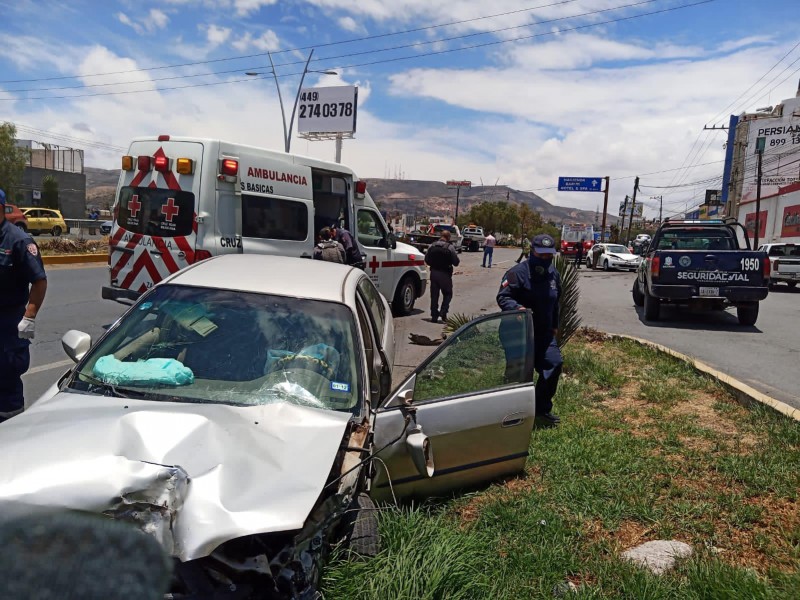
[42,175,59,209]
[0,122,28,196]
[553,254,582,346]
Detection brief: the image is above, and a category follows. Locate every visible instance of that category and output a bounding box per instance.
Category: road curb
[607,333,800,422]
[42,254,107,265]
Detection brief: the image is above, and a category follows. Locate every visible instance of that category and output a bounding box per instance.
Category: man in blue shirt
[497,233,562,426]
[0,189,48,422]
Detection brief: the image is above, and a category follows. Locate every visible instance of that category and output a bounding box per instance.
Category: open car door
[371,311,536,501]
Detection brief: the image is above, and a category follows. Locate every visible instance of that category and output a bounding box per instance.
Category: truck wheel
[470,241,478,252]
[632,279,644,307]
[341,493,380,558]
[643,286,660,321]
[392,275,417,316]
[737,303,759,326]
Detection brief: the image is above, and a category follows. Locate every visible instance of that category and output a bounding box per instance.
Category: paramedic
[424,230,459,324]
[330,223,364,268]
[0,188,47,422]
[496,233,562,426]
[313,227,346,263]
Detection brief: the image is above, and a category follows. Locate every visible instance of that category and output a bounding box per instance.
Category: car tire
[643,286,660,321]
[341,493,380,558]
[737,303,759,326]
[603,259,610,271]
[788,282,797,289]
[15,222,27,233]
[51,226,62,236]
[632,279,644,307]
[392,275,417,316]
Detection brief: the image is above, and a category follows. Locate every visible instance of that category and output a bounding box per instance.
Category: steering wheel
[269,353,334,379]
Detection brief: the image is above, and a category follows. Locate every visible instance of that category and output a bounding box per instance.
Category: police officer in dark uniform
[496,233,562,426]
[0,188,48,423]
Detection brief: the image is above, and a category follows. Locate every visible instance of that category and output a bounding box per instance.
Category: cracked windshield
[70,285,361,412]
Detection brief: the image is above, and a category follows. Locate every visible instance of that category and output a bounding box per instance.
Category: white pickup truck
[759,243,800,289]
[461,225,485,252]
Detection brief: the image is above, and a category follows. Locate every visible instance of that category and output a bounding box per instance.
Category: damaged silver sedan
[0,254,538,599]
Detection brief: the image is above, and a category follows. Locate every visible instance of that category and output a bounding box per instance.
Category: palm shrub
[553,253,582,346]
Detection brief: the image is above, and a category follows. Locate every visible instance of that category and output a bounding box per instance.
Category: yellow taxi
[21,208,68,236]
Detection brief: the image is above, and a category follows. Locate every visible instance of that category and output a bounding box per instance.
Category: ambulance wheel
[393,275,417,316]
[51,226,62,236]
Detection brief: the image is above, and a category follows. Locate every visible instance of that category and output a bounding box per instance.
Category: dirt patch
[576,327,609,344]
[609,519,658,550]
[455,472,541,527]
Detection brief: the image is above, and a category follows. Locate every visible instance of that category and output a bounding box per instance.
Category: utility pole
[601,176,610,242]
[651,195,663,223]
[625,177,640,245]
[754,136,765,247]
[619,195,629,242]
[455,186,461,223]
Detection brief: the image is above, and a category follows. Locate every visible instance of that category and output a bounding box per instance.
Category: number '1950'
[740,257,760,271]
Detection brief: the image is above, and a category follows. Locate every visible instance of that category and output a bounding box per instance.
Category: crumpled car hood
[0,392,351,561]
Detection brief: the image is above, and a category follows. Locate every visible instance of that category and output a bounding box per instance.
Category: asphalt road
[22,247,799,412]
[577,266,800,410]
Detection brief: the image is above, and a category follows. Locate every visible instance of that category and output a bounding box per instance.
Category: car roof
[162,254,363,303]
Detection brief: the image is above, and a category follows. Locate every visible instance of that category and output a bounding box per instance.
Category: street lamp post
[246,48,337,154]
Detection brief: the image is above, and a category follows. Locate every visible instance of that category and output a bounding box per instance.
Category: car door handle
[502,414,525,428]
[111,245,135,254]
[149,249,162,256]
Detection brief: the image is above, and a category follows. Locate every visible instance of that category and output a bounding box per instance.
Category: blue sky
[2,0,799,216]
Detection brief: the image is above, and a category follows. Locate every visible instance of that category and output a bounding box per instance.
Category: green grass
[322,336,800,599]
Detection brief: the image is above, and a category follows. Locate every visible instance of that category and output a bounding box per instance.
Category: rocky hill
[84,168,613,225]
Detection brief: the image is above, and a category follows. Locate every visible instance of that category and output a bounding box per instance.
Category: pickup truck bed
[633,220,769,326]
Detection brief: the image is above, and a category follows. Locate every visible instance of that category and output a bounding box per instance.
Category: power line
[0,0,587,84]
[2,0,717,102]
[13,124,126,152]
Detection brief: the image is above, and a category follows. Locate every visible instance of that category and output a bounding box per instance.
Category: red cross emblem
[368,256,380,273]
[161,197,179,222]
[128,194,142,218]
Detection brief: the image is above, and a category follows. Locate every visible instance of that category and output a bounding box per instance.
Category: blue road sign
[557,177,603,192]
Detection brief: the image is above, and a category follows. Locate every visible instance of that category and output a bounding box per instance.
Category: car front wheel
[737,303,759,326]
[52,226,63,236]
[603,259,610,271]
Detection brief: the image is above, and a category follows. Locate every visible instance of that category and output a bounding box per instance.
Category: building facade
[12,141,87,219]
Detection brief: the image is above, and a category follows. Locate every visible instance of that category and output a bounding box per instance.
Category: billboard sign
[705,189,721,206]
[782,203,800,237]
[742,116,800,201]
[744,210,768,241]
[557,177,603,192]
[446,180,471,189]
[618,201,644,218]
[296,86,358,134]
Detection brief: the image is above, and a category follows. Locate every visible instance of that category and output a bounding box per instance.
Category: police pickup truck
[632,218,769,326]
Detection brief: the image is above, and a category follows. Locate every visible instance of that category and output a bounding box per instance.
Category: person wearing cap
[496,233,563,426]
[330,223,364,268]
[0,188,48,423]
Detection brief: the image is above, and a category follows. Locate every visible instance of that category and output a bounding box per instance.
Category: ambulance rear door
[109,140,203,296]
[237,156,315,258]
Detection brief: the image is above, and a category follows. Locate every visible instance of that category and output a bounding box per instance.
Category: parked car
[0,254,538,598]
[758,243,800,289]
[633,218,769,325]
[3,203,29,231]
[587,243,641,271]
[20,207,68,236]
[100,220,113,235]
[406,224,463,253]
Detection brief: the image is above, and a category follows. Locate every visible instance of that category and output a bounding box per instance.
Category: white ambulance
[102,135,428,314]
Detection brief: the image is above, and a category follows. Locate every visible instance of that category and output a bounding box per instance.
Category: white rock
[621,540,693,575]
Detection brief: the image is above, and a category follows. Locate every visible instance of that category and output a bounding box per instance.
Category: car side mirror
[62,330,92,363]
[406,424,435,478]
[377,237,389,248]
[388,232,397,249]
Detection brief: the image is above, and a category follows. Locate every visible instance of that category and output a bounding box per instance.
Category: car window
[656,230,734,250]
[606,245,629,253]
[67,285,363,413]
[118,186,196,238]
[768,245,799,257]
[4,207,11,214]
[357,209,387,247]
[242,194,308,241]
[357,277,386,337]
[413,312,532,403]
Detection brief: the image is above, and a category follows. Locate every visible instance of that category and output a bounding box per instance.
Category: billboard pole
[755,137,765,247]
[601,176,610,242]
[454,186,461,223]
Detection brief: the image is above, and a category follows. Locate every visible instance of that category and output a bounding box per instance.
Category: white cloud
[234,0,279,17]
[206,24,232,47]
[232,30,280,52]
[338,16,365,33]
[117,9,169,35]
